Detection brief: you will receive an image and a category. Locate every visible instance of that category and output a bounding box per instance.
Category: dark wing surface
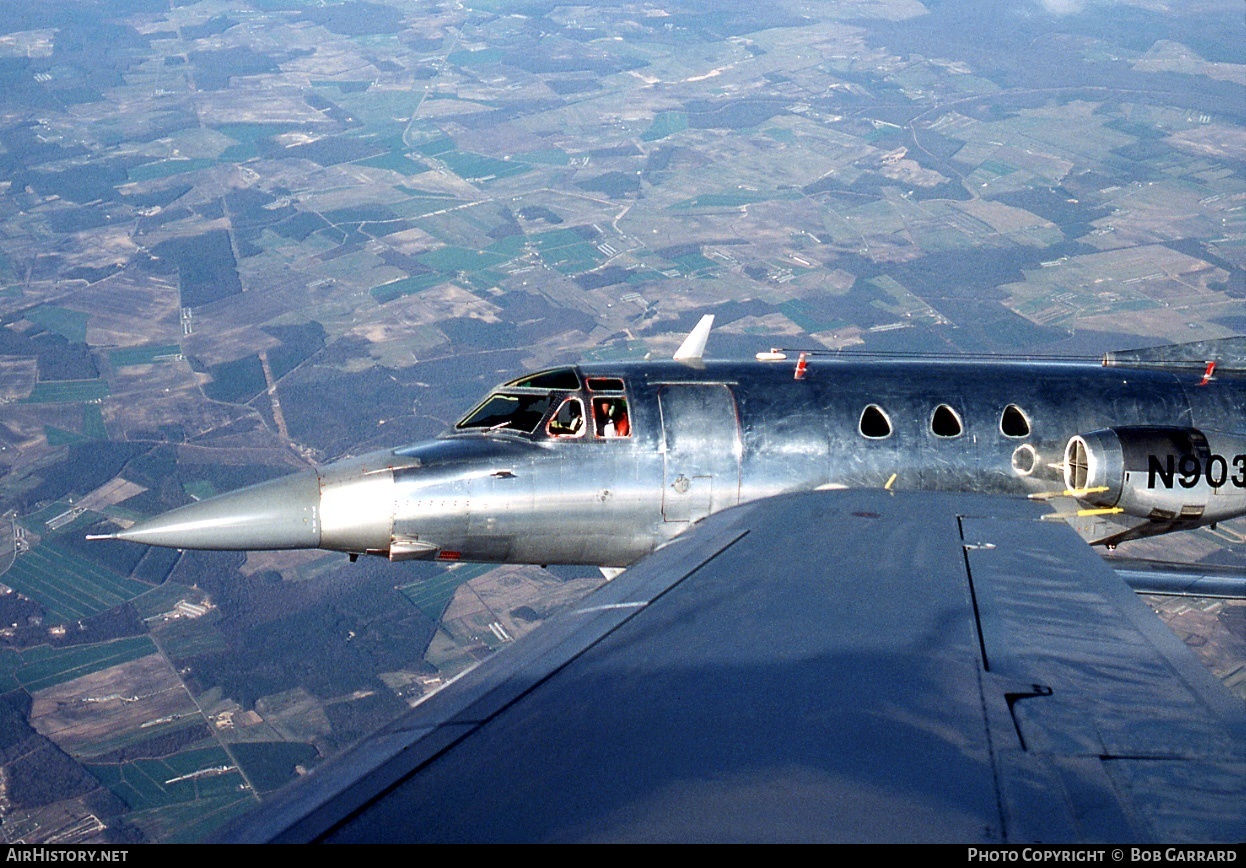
[220,490,1246,843]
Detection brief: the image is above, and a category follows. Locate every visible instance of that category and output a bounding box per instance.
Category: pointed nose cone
[107,470,322,550]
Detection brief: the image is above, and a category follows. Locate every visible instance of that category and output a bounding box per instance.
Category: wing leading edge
[219,490,1246,843]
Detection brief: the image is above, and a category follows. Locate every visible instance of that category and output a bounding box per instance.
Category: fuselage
[106,356,1246,567]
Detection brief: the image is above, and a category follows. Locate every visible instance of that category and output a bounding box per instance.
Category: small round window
[859,404,893,439]
[930,404,963,438]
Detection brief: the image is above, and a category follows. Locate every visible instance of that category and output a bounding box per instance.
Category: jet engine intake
[1063,426,1246,522]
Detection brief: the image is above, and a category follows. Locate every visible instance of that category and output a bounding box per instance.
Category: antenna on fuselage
[674,315,714,363]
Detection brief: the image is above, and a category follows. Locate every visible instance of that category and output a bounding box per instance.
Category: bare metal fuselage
[104,357,1246,566]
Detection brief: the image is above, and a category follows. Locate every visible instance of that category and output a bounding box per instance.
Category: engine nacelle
[1063,426,1246,523]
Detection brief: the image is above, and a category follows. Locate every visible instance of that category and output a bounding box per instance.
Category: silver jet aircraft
[93,320,1246,843]
[94,319,1246,562]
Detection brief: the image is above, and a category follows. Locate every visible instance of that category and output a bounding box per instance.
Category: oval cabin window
[1000,404,1031,438]
[859,405,893,439]
[931,404,963,438]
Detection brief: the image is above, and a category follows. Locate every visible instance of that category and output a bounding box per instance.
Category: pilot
[595,398,630,438]
[547,398,584,437]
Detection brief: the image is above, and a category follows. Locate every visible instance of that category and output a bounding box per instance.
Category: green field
[45,411,107,444]
[415,138,456,157]
[23,380,110,403]
[20,501,74,530]
[461,269,508,293]
[126,794,255,844]
[82,403,107,440]
[438,150,530,183]
[779,300,848,333]
[182,480,217,501]
[231,741,319,793]
[517,147,570,165]
[669,252,717,274]
[448,47,505,66]
[331,90,421,129]
[87,746,244,812]
[214,123,287,162]
[109,344,181,367]
[14,636,157,692]
[25,305,89,342]
[541,242,601,274]
[128,581,203,619]
[419,246,510,273]
[370,273,446,304]
[0,648,20,692]
[390,195,459,218]
[45,426,88,446]
[672,190,799,209]
[398,563,492,621]
[2,543,151,623]
[486,234,526,258]
[74,714,202,762]
[531,228,603,274]
[355,151,426,175]
[52,510,109,537]
[127,159,215,182]
[153,614,230,661]
[641,111,688,142]
[530,228,585,251]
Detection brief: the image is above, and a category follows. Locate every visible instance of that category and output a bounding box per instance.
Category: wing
[218,490,1246,843]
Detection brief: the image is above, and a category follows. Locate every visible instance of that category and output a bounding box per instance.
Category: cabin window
[1000,404,1031,438]
[456,393,555,434]
[859,405,892,439]
[930,404,963,438]
[547,397,585,438]
[586,377,625,392]
[593,397,631,438]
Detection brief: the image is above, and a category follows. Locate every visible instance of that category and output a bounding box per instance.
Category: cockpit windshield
[456,393,555,434]
[455,367,582,435]
[504,368,581,390]
[454,367,633,439]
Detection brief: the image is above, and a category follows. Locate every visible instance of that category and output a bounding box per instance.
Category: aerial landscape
[0,0,1242,843]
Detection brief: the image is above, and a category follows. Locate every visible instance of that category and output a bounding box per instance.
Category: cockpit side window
[547,397,585,438]
[456,393,555,434]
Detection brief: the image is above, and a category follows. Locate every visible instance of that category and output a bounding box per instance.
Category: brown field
[0,357,38,401]
[30,653,201,758]
[441,564,606,649]
[68,274,181,350]
[75,477,146,513]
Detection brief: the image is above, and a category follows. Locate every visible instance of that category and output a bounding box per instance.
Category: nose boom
[90,470,323,551]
